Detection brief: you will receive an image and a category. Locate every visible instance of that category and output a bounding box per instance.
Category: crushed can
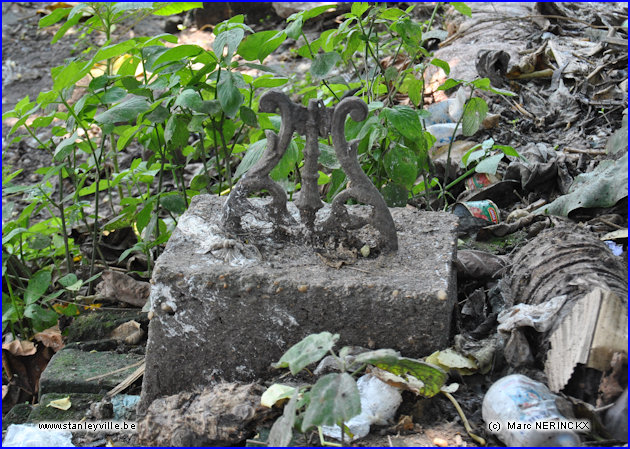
[453,200,500,224]
[465,173,499,191]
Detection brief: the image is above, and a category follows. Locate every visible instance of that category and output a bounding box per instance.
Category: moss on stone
[28,393,104,422]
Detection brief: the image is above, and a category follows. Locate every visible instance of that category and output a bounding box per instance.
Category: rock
[39,348,145,397]
[63,310,148,343]
[138,194,458,412]
[272,2,341,19]
[2,403,32,431]
[137,382,272,446]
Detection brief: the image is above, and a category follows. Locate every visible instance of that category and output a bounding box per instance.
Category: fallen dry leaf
[96,270,150,307]
[34,325,65,352]
[110,320,145,345]
[2,340,37,356]
[47,396,72,410]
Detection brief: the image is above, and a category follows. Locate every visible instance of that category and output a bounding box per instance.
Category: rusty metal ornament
[222,91,398,252]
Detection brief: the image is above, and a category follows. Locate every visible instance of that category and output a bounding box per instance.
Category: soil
[1,1,628,447]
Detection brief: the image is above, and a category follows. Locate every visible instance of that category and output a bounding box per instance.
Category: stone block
[139,194,458,412]
[39,348,145,398]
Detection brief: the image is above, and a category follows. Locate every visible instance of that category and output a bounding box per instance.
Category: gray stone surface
[139,194,458,412]
[39,348,145,398]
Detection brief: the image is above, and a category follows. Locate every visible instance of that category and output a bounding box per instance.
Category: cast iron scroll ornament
[221,91,398,253]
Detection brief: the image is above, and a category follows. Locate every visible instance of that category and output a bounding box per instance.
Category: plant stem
[300,30,340,101]
[87,137,105,296]
[442,391,486,445]
[424,2,442,34]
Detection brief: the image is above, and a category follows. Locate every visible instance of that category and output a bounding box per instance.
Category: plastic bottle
[482,374,581,447]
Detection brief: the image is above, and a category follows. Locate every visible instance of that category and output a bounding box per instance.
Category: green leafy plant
[260,332,448,446]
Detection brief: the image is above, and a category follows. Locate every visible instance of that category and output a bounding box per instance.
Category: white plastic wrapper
[3,424,74,447]
[321,373,402,441]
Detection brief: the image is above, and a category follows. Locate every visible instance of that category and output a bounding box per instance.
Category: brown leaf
[96,270,150,307]
[34,325,65,352]
[2,340,36,356]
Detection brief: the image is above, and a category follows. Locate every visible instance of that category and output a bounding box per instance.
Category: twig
[345,266,372,274]
[563,147,607,156]
[442,391,486,446]
[85,360,144,382]
[106,362,145,397]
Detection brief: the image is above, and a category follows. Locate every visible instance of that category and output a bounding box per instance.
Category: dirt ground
[1,2,627,447]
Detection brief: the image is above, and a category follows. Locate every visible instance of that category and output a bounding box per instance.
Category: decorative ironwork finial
[222,91,398,253]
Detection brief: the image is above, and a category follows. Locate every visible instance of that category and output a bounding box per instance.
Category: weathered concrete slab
[39,348,145,398]
[139,194,458,412]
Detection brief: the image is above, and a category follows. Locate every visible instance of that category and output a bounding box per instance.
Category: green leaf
[437,78,463,91]
[161,193,187,214]
[475,153,504,175]
[214,27,245,62]
[351,2,370,17]
[29,233,51,250]
[2,227,27,245]
[164,115,189,148]
[52,60,91,91]
[450,2,472,17]
[252,75,288,89]
[384,145,418,188]
[352,348,401,366]
[38,7,71,27]
[273,331,339,375]
[471,78,491,90]
[301,373,361,431]
[268,390,298,446]
[24,304,59,332]
[431,58,450,76]
[285,16,303,40]
[78,179,111,196]
[152,2,203,16]
[234,139,267,179]
[301,4,337,21]
[381,106,422,140]
[374,357,447,398]
[58,273,78,288]
[384,66,398,83]
[53,131,79,162]
[190,174,210,190]
[238,30,285,62]
[51,12,82,44]
[379,7,406,20]
[153,44,204,66]
[95,97,149,124]
[318,143,340,169]
[381,183,408,207]
[239,105,258,127]
[116,125,140,151]
[100,87,127,104]
[271,141,299,181]
[92,40,136,63]
[25,270,52,305]
[261,384,297,408]
[407,78,423,107]
[461,97,488,136]
[494,144,519,157]
[311,52,342,78]
[217,71,244,118]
